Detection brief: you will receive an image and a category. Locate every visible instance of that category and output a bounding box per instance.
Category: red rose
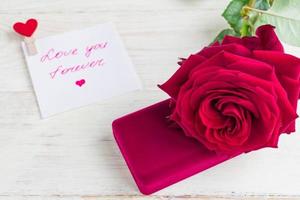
[159,25,300,154]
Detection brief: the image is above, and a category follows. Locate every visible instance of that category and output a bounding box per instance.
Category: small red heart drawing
[76,79,86,87]
[13,18,38,37]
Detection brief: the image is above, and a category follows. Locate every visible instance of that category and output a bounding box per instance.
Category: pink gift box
[112,99,239,194]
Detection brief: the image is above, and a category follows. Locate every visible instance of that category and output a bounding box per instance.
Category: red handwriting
[41,48,78,63]
[49,58,105,79]
[85,42,108,58]
[40,41,108,63]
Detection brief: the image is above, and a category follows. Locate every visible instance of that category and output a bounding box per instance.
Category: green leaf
[255,0,271,10]
[222,0,271,36]
[253,0,300,46]
[212,29,239,44]
[222,0,249,33]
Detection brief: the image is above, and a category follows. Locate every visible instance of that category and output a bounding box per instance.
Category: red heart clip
[13,18,38,37]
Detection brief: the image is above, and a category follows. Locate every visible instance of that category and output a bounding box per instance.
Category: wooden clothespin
[13,18,38,56]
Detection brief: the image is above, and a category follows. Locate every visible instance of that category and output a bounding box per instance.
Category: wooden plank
[0,195,298,200]
[0,1,228,92]
[83,195,300,200]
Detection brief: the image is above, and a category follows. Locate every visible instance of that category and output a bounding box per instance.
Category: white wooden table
[0,0,300,199]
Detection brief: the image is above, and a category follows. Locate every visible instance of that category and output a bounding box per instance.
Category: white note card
[22,23,141,118]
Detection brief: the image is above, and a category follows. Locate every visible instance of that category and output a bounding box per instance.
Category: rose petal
[158,54,206,98]
[255,25,283,52]
[222,25,283,52]
[198,43,251,58]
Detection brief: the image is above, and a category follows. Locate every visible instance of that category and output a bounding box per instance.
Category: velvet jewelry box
[112,99,239,194]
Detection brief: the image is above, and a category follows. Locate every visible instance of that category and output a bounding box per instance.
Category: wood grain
[0,0,300,199]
